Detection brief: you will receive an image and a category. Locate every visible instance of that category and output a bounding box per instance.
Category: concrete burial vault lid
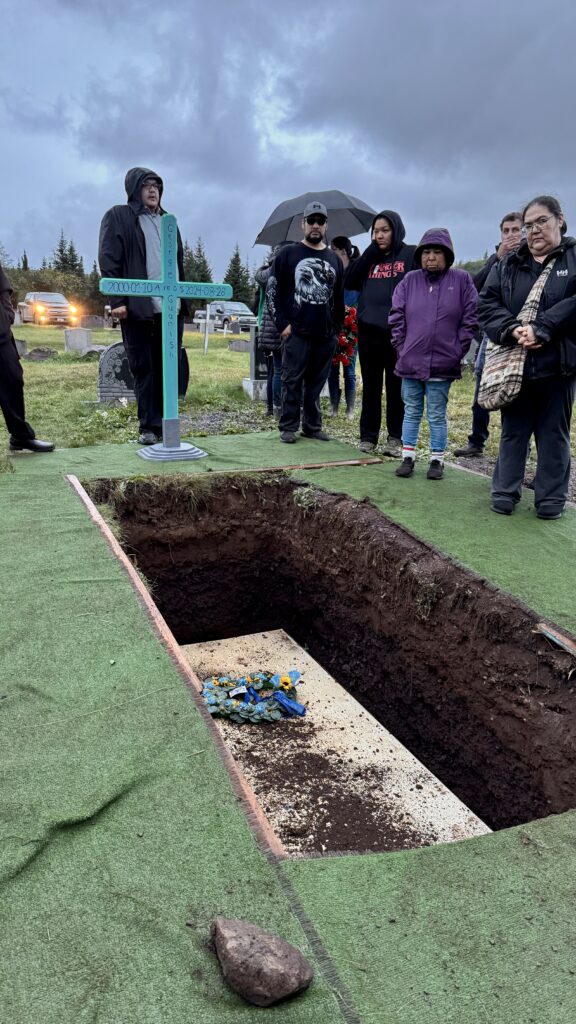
[182,629,490,856]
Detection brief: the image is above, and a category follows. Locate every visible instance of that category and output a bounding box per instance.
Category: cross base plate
[137,442,208,462]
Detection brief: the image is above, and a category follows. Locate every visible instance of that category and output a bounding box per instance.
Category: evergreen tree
[53,230,69,271]
[224,243,251,303]
[182,240,197,281]
[21,250,29,271]
[85,260,102,310]
[193,237,212,282]
[67,239,84,276]
[0,241,13,266]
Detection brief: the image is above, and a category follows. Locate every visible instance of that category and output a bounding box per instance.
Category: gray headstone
[97,341,136,403]
[22,347,58,361]
[65,328,93,352]
[80,315,105,330]
[13,337,27,357]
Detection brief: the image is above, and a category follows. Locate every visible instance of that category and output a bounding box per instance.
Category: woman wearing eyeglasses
[479,195,576,520]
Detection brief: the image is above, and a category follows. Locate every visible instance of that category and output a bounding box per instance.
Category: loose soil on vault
[88,473,576,834]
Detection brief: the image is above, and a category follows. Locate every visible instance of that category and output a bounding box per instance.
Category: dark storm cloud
[2,0,576,277]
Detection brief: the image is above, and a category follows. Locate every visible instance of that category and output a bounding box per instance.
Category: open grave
[87,472,576,848]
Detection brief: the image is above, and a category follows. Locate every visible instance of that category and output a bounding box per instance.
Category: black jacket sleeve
[477,261,520,346]
[473,253,498,294]
[266,249,291,334]
[0,265,15,344]
[98,208,128,309]
[343,241,381,291]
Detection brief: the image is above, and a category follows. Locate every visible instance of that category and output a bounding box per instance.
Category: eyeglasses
[305,215,327,226]
[523,215,554,234]
[143,180,160,189]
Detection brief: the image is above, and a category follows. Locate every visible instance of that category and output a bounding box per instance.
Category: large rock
[211,917,313,1007]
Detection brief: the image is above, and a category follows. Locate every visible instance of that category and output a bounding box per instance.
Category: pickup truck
[194,301,257,332]
[18,292,79,326]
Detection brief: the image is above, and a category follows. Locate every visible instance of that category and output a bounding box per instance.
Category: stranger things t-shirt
[359,255,410,330]
[267,243,344,340]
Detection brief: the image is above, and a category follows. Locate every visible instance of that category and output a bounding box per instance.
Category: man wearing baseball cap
[266,200,344,443]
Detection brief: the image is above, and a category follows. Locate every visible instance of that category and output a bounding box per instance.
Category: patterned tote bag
[478,258,556,410]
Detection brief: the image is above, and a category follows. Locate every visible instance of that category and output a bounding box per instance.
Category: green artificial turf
[2,434,576,1023]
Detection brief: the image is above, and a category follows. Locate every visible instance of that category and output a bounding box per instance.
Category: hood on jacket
[125,167,164,213]
[414,228,455,269]
[371,209,406,255]
[508,235,576,266]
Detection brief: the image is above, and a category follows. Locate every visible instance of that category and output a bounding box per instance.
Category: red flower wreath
[333,304,358,366]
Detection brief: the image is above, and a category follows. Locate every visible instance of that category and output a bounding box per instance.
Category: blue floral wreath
[201,670,305,724]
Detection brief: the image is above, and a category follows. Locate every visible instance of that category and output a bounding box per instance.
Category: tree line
[1,234,258,315]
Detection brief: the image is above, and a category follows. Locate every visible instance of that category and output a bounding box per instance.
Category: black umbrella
[254,190,376,246]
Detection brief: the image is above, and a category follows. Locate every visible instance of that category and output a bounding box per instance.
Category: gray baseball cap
[303,201,328,218]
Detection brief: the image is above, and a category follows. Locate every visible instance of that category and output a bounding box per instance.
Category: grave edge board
[65,473,287,860]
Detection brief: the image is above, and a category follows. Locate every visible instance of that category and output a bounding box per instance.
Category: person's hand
[511,326,526,342]
[519,324,542,349]
[281,325,292,340]
[112,305,128,320]
[496,237,521,260]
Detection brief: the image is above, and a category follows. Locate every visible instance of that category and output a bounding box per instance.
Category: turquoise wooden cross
[100,213,232,460]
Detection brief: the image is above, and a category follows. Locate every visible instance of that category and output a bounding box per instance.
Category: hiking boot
[381,436,403,458]
[280,431,297,444]
[345,404,355,421]
[454,443,484,457]
[358,440,376,453]
[491,497,515,515]
[327,404,339,418]
[138,430,158,445]
[427,459,444,480]
[301,429,330,441]
[395,457,415,478]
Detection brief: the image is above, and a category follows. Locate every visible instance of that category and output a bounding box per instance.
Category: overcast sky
[2,0,575,280]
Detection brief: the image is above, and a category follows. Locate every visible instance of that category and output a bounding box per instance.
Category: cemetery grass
[8,326,576,471]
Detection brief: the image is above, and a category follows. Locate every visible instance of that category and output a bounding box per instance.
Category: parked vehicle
[17,292,79,326]
[104,304,120,328]
[194,301,257,332]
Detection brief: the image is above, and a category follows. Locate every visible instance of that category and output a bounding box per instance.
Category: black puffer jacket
[254,264,282,352]
[98,166,190,320]
[479,236,576,378]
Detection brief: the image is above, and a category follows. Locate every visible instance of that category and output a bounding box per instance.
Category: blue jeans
[400,379,451,453]
[328,350,357,409]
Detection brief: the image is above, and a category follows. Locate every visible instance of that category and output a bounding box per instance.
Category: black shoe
[280,431,296,444]
[491,498,515,515]
[454,443,484,457]
[536,506,563,520]
[301,430,330,441]
[524,477,535,490]
[395,457,414,478]
[138,431,158,445]
[427,459,444,480]
[9,437,55,453]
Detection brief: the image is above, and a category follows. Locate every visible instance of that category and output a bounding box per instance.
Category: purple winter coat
[389,228,478,380]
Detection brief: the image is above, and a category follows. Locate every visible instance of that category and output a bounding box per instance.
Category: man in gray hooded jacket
[98,167,189,444]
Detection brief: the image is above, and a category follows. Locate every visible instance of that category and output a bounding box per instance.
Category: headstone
[80,315,105,330]
[13,337,27,357]
[13,310,21,325]
[22,347,58,361]
[65,328,93,352]
[97,341,136,404]
[243,325,268,401]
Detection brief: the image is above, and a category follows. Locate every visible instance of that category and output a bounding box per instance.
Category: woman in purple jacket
[389,228,478,479]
